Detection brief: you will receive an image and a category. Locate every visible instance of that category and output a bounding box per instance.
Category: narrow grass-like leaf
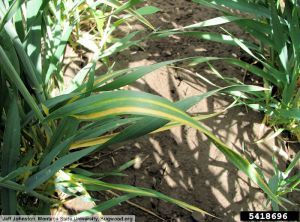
[72,173,214,217]
[0,178,24,191]
[70,85,264,149]
[76,194,137,216]
[39,136,75,170]
[270,4,288,72]
[156,31,259,51]
[285,151,300,177]
[0,30,20,75]
[136,6,160,15]
[43,118,76,154]
[113,0,143,15]
[71,168,126,178]
[0,45,44,121]
[254,129,285,144]
[1,95,20,214]
[290,7,300,64]
[14,7,26,42]
[4,23,45,102]
[193,0,270,18]
[2,96,20,176]
[190,57,282,85]
[0,72,8,117]
[0,0,25,32]
[278,108,300,121]
[70,101,237,150]
[45,90,224,122]
[64,63,95,94]
[98,31,141,59]
[96,59,184,91]
[174,16,245,30]
[25,3,43,76]
[0,167,37,183]
[25,146,98,191]
[44,24,74,83]
[74,118,138,142]
[44,93,81,109]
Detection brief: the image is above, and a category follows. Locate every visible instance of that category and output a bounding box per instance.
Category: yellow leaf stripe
[93,71,122,86]
[71,96,188,118]
[73,106,198,126]
[70,112,222,150]
[71,134,113,150]
[67,95,81,104]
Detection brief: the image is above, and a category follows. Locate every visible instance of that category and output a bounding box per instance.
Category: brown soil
[61,1,300,221]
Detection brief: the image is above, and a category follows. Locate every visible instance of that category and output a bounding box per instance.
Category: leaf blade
[1,94,21,215]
